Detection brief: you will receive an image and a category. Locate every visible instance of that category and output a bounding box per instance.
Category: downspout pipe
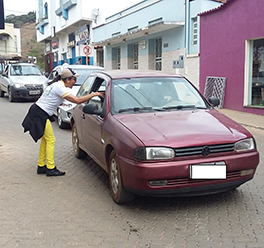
[185,0,190,55]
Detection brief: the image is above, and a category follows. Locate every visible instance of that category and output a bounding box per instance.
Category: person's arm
[64,91,104,104]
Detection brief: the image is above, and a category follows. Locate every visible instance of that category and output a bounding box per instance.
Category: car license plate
[29,90,40,95]
[190,162,226,179]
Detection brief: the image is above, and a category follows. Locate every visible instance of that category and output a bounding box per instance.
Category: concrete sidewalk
[218,108,264,130]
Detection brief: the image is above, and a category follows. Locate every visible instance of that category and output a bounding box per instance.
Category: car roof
[96,70,183,79]
[55,64,104,70]
[10,63,38,66]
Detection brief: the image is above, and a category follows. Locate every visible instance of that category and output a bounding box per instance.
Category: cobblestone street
[0,97,264,248]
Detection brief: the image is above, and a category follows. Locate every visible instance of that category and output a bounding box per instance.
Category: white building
[36,0,106,72]
[0,22,21,57]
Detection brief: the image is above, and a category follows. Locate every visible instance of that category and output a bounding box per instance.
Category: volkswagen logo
[202,146,211,156]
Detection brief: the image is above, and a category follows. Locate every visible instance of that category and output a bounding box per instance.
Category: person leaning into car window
[22,68,104,177]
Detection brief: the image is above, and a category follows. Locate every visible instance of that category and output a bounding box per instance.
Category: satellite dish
[92,8,100,17]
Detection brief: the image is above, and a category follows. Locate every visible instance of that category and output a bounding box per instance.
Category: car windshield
[10,65,43,76]
[111,77,208,114]
[73,68,103,86]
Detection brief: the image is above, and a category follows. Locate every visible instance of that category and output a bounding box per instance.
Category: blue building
[93,0,224,87]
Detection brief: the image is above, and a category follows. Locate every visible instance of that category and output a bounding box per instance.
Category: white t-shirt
[36,80,70,116]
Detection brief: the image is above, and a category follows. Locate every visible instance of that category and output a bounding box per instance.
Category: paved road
[0,96,264,248]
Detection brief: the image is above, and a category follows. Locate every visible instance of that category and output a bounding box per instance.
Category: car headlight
[134,147,175,160]
[14,83,24,89]
[234,138,255,152]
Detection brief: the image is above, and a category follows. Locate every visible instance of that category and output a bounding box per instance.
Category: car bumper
[57,107,73,123]
[118,151,259,197]
[10,86,43,99]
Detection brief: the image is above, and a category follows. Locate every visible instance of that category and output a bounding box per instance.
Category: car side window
[89,79,106,110]
[48,69,60,81]
[4,65,9,75]
[76,76,96,97]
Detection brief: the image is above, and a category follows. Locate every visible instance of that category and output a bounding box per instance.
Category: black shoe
[37,165,47,174]
[46,167,66,177]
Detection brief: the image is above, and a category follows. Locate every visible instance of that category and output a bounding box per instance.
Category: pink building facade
[199,0,264,115]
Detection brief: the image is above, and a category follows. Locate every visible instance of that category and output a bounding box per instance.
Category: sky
[3,0,37,16]
[3,0,137,17]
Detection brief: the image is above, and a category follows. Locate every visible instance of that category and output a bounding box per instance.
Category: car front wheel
[109,150,135,204]
[72,123,87,159]
[0,86,5,97]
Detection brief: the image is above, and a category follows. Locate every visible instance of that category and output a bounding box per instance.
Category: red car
[71,70,259,204]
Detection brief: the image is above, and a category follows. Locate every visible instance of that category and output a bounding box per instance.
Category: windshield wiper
[163,105,196,110]
[119,106,153,113]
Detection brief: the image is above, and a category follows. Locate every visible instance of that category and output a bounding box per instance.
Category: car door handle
[81,114,85,119]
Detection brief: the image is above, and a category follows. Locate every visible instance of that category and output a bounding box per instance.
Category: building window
[96,48,104,68]
[44,2,48,17]
[117,47,121,69]
[68,32,75,42]
[155,38,162,71]
[133,44,138,69]
[192,17,198,45]
[128,26,138,32]
[14,35,18,53]
[249,39,264,107]
[149,17,163,26]
[62,53,67,64]
[112,32,121,37]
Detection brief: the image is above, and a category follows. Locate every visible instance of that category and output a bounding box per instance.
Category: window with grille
[192,17,198,45]
[133,44,138,69]
[117,48,121,69]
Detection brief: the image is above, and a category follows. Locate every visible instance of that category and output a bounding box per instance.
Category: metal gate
[155,38,162,71]
[204,76,226,108]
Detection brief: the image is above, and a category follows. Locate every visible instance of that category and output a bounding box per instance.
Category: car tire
[0,88,4,97]
[8,88,15,102]
[109,150,135,204]
[57,109,70,129]
[72,123,87,159]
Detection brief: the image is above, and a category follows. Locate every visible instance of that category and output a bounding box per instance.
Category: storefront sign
[75,25,90,46]
[45,42,51,52]
[52,39,59,50]
[67,41,76,47]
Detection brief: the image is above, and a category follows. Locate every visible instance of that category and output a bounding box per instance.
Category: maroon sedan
[71,70,259,204]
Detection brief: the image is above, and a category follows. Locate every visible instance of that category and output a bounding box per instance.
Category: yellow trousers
[38,119,56,169]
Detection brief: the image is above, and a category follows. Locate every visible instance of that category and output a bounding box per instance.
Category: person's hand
[95,92,105,98]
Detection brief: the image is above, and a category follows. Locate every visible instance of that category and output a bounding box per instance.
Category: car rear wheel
[8,88,15,102]
[109,150,135,204]
[57,109,70,129]
[72,123,87,158]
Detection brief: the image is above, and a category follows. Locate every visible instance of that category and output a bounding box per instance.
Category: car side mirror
[208,96,220,107]
[44,72,49,78]
[2,73,7,77]
[83,103,103,115]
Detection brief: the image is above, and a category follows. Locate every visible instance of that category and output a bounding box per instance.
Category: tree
[5,11,36,28]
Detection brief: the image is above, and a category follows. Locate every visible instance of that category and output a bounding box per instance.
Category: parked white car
[46,64,104,128]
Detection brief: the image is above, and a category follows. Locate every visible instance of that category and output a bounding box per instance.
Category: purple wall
[200,0,264,115]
